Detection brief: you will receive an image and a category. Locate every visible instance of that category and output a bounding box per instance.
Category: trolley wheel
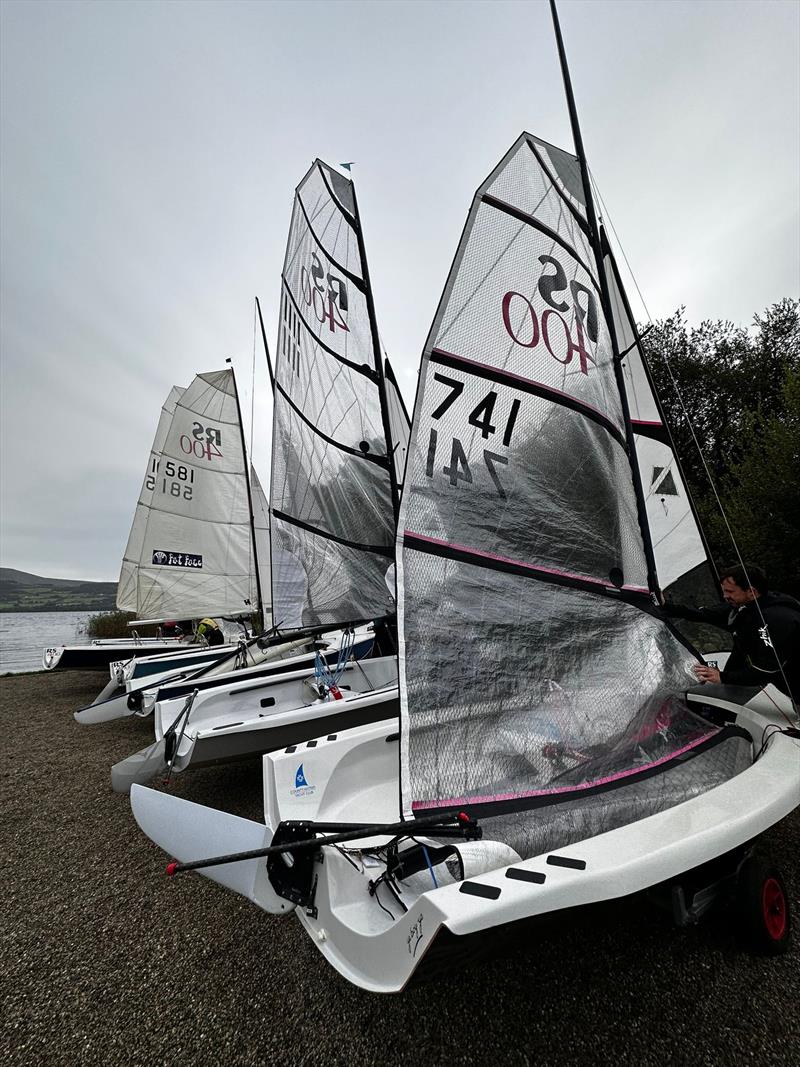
[735,855,791,956]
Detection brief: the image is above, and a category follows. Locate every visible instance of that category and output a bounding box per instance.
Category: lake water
[0,611,97,674]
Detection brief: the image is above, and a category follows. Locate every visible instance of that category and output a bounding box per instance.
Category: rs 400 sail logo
[151,551,203,569]
[300,252,349,335]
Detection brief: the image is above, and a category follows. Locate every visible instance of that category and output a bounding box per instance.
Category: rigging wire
[589,169,797,720]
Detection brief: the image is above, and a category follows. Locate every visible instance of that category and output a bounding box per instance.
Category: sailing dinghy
[111,158,409,787]
[43,386,200,671]
[132,4,798,990]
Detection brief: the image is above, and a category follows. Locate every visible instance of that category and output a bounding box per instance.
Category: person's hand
[694,664,721,684]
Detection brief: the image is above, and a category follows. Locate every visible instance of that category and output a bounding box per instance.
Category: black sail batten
[404,532,651,602]
[430,347,627,450]
[480,192,599,290]
[272,510,394,558]
[270,159,399,627]
[411,726,752,820]
[274,381,391,468]
[549,0,660,598]
[295,191,367,293]
[280,278,378,382]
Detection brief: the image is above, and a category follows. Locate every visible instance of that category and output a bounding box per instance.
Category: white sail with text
[117,385,184,613]
[270,160,399,627]
[117,370,259,621]
[397,133,751,853]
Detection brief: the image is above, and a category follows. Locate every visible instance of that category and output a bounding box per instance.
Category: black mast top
[549,0,661,597]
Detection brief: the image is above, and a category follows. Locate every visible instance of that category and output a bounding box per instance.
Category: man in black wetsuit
[664,565,800,702]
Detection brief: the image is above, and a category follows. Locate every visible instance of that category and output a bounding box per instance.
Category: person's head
[719,564,768,607]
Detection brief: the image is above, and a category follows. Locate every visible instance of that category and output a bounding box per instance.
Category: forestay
[270,160,402,628]
[117,370,260,620]
[397,133,739,835]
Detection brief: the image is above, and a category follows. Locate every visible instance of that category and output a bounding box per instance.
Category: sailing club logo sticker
[151,550,203,569]
[290,763,316,798]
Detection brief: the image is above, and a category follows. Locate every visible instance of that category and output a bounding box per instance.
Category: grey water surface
[0,611,96,673]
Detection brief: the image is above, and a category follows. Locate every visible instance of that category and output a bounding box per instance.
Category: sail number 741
[424,373,520,498]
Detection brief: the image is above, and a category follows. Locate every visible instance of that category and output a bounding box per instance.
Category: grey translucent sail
[396,133,750,855]
[270,160,405,628]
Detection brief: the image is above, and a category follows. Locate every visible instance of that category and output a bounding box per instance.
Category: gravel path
[2,670,798,1067]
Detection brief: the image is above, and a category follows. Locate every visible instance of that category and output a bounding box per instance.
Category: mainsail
[270,159,403,627]
[397,133,746,836]
[117,370,261,621]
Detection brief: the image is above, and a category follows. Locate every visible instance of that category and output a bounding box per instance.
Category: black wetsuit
[664,592,800,700]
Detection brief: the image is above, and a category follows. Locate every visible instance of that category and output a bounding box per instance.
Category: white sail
[117,385,184,612]
[117,370,258,620]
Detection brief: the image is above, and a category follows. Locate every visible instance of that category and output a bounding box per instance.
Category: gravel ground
[2,670,799,1067]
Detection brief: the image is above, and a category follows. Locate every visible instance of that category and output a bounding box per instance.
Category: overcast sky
[1,0,798,581]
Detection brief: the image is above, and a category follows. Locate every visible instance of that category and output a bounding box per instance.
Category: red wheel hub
[762,877,787,940]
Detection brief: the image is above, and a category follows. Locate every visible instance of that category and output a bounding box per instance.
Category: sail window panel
[403,363,647,590]
[271,394,394,549]
[485,138,587,254]
[434,204,624,432]
[296,164,359,270]
[276,292,386,456]
[535,140,588,217]
[400,552,712,815]
[272,513,394,628]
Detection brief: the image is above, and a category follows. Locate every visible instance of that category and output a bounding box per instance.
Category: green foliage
[644,298,800,597]
[83,611,159,639]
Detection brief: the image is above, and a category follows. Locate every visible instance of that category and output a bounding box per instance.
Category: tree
[643,298,800,596]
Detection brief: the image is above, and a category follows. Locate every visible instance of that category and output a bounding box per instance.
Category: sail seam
[481,193,599,291]
[281,279,379,382]
[403,531,649,598]
[273,509,394,558]
[275,382,390,468]
[430,347,627,449]
[295,192,366,292]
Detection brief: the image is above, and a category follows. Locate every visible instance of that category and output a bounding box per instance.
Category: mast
[349,180,402,526]
[549,0,661,597]
[255,296,275,392]
[229,360,265,631]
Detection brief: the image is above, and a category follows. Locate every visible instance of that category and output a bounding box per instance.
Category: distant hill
[0,568,117,613]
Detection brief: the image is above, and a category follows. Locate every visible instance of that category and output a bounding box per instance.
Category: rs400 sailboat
[130,3,799,991]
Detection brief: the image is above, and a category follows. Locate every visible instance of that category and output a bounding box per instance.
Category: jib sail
[270,159,402,628]
[117,370,260,620]
[602,242,723,648]
[397,133,735,826]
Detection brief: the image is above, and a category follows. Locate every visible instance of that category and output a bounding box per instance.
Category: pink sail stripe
[430,347,623,433]
[631,418,664,428]
[411,729,720,812]
[404,530,649,594]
